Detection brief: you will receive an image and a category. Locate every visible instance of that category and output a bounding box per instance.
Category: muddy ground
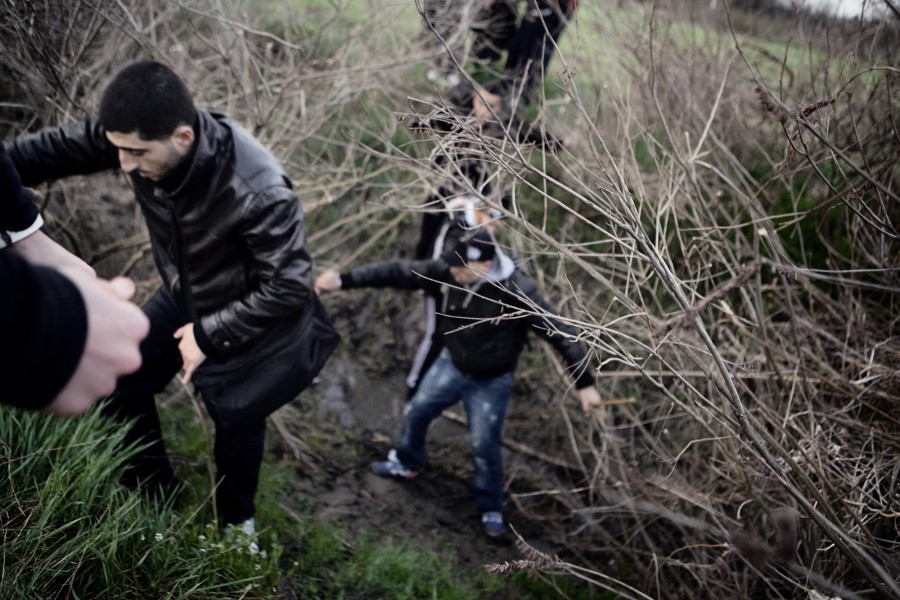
[272,295,580,575]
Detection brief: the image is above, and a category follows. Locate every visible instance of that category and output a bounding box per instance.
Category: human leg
[393,349,466,470]
[503,0,572,100]
[406,294,442,401]
[102,288,183,492]
[471,0,518,65]
[462,370,513,514]
[423,0,474,82]
[208,410,267,526]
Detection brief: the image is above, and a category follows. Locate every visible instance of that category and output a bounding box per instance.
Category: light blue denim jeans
[395,348,514,513]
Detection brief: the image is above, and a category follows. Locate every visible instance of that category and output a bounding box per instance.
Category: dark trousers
[504,0,574,96]
[103,288,266,525]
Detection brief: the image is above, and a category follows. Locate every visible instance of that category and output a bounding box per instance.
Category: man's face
[105,126,193,181]
[449,260,492,286]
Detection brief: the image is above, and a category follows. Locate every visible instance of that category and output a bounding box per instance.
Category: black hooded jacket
[5,110,313,360]
[340,257,594,388]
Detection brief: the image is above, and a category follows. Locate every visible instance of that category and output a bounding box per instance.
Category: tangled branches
[2,1,897,598]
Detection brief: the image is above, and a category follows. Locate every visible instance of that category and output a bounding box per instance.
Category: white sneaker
[481,511,505,538]
[371,448,418,480]
[225,517,260,555]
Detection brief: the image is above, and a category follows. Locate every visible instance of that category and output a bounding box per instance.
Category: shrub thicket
[1,0,896,598]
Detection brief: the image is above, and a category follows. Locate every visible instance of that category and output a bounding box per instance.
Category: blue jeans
[395,349,513,513]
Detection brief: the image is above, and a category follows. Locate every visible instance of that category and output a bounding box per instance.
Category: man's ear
[172,124,195,150]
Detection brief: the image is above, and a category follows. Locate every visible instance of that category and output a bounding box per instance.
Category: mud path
[277,348,566,571]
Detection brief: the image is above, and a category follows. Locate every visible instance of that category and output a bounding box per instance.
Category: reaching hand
[44,270,149,417]
[315,269,342,293]
[174,323,206,384]
[576,385,604,418]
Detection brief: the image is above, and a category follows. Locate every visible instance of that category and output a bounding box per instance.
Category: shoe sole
[371,465,417,480]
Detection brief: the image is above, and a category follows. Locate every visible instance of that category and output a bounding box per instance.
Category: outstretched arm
[2,124,105,277]
[10,231,95,277]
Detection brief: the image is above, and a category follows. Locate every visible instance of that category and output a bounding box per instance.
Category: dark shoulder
[210,112,289,192]
[506,268,538,294]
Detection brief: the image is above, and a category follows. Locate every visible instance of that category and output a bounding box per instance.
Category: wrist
[1,214,44,249]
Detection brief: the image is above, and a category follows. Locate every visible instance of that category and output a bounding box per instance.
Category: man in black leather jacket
[316,227,602,537]
[5,61,322,544]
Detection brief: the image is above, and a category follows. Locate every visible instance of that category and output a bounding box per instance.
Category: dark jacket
[340,256,595,388]
[0,145,39,242]
[5,110,313,360]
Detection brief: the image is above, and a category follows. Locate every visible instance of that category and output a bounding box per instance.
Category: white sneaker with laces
[371,449,418,480]
[225,517,260,555]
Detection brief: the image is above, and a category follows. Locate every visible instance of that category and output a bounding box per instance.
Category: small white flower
[155,533,164,542]
[255,564,262,571]
[140,534,146,542]
[198,535,207,542]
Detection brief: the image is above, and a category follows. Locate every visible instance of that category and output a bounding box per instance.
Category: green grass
[0,405,283,599]
[1,400,601,598]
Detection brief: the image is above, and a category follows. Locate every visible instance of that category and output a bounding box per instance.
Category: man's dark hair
[98,61,195,140]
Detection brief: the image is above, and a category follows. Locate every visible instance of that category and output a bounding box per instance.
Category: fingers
[44,270,149,417]
[108,276,137,301]
[172,323,205,384]
[578,387,604,418]
[314,270,341,293]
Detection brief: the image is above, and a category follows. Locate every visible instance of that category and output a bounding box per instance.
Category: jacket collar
[159,110,227,199]
[463,249,515,295]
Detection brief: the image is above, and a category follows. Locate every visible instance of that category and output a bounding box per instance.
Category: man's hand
[174,323,207,384]
[576,385,604,418]
[315,269,342,293]
[12,231,96,277]
[43,270,149,417]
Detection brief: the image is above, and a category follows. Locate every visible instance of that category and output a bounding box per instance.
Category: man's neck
[158,114,200,193]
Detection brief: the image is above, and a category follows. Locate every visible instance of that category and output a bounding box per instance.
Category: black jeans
[103,288,266,525]
[504,0,574,97]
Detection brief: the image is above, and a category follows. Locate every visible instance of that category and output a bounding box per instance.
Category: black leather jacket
[340,257,595,388]
[6,110,313,359]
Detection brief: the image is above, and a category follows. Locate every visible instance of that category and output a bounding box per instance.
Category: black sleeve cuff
[573,368,596,390]
[0,145,39,231]
[339,271,356,289]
